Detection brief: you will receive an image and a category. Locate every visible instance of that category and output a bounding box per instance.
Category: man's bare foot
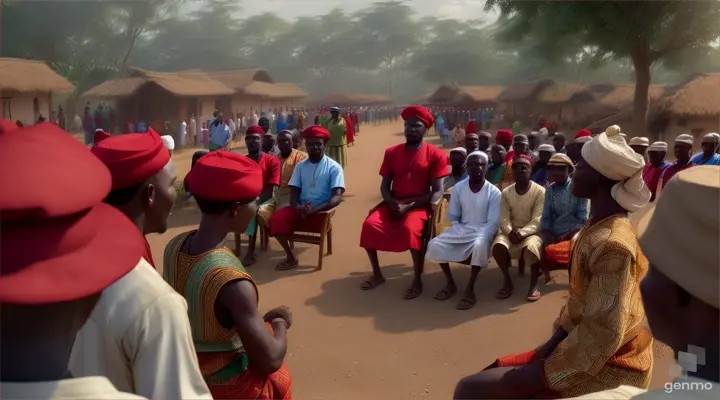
[402,280,423,300]
[360,276,385,290]
[434,284,457,300]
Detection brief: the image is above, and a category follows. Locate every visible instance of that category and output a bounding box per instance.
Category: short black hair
[194,196,254,215]
[104,183,145,207]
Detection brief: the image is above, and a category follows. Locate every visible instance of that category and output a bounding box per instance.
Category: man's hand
[509,230,523,245]
[263,306,292,329]
[299,200,312,217]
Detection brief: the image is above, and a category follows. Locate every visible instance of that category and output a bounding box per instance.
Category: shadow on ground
[305,263,565,334]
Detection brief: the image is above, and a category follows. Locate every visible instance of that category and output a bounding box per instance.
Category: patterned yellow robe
[543,215,653,397]
[491,181,545,265]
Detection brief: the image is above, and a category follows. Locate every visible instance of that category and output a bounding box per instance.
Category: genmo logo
[664,345,714,393]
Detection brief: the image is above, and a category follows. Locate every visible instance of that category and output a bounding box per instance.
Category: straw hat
[637,166,720,308]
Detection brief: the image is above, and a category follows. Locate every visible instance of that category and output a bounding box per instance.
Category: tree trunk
[118,29,141,78]
[630,48,651,135]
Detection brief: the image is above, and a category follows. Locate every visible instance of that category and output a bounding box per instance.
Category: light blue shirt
[690,152,720,166]
[209,121,230,148]
[288,156,345,207]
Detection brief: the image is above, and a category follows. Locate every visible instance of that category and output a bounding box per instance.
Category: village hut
[424,84,461,105]
[451,86,504,109]
[496,79,594,126]
[580,84,667,132]
[649,73,720,144]
[83,68,232,134]
[0,58,75,125]
[205,69,308,116]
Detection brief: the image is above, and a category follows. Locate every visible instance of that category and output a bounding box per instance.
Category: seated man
[485,144,512,190]
[264,130,307,219]
[491,154,545,300]
[477,131,491,153]
[530,144,555,186]
[445,147,468,192]
[359,106,447,299]
[529,153,588,301]
[567,135,592,166]
[165,151,293,399]
[426,151,501,310]
[268,126,344,270]
[239,125,280,266]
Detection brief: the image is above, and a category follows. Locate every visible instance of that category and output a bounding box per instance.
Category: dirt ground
[147,122,675,399]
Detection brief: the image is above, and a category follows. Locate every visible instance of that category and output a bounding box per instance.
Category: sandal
[434,286,458,301]
[360,277,385,290]
[456,296,477,310]
[495,287,513,300]
[402,285,423,300]
[241,254,257,267]
[275,259,299,271]
[526,289,541,302]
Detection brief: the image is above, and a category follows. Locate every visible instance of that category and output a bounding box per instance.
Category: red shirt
[660,161,693,189]
[250,152,280,187]
[642,162,670,198]
[379,142,448,200]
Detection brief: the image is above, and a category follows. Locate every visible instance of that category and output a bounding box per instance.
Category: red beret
[496,129,513,145]
[0,118,18,135]
[94,129,111,144]
[246,125,264,135]
[401,105,434,128]
[303,125,331,140]
[91,128,171,190]
[185,151,263,201]
[513,154,533,165]
[574,129,592,140]
[0,123,145,304]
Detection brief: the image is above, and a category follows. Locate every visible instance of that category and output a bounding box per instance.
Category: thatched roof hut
[83,69,233,98]
[424,84,460,104]
[452,86,504,107]
[652,73,720,118]
[578,84,667,126]
[496,80,553,102]
[0,57,75,93]
[497,80,593,103]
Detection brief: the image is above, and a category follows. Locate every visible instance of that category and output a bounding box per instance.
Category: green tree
[485,0,720,134]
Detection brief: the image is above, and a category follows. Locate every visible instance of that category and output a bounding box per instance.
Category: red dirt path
[147,122,674,399]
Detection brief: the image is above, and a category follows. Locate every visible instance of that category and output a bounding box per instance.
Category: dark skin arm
[305,188,345,215]
[217,280,287,375]
[289,185,302,209]
[398,177,445,214]
[531,327,568,362]
[257,184,277,205]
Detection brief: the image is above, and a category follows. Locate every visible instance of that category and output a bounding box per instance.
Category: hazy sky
[209,0,495,21]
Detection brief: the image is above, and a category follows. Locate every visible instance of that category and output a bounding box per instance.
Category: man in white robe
[426,151,502,310]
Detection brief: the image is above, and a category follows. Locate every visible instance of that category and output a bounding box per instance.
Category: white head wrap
[675,134,694,146]
[628,136,649,146]
[466,150,488,165]
[537,144,556,153]
[581,125,650,212]
[161,135,175,151]
[647,141,668,152]
[450,147,467,155]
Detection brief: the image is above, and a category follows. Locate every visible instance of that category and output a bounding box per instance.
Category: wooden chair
[286,209,336,270]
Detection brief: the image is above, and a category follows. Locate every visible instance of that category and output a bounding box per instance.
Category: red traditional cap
[496,129,513,145]
[513,154,533,166]
[185,150,263,201]
[91,128,171,190]
[246,125,264,135]
[94,129,111,144]
[466,120,477,134]
[574,129,592,140]
[401,105,434,128]
[303,125,331,140]
[0,123,146,304]
[0,118,18,134]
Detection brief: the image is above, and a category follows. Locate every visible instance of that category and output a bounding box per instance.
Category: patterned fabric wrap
[544,240,572,265]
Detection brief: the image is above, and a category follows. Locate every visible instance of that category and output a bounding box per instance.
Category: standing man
[76,129,212,399]
[464,132,480,153]
[359,106,447,298]
[477,131,491,153]
[642,141,670,202]
[657,133,695,196]
[426,151,502,310]
[690,132,720,165]
[455,125,652,399]
[189,113,197,146]
[268,126,345,270]
[320,106,348,169]
[552,133,566,154]
[490,154,545,300]
[82,106,95,145]
[1,124,151,400]
[209,111,230,151]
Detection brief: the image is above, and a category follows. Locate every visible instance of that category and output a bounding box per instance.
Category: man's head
[291,129,302,149]
[213,110,220,119]
[330,106,340,119]
[572,125,649,212]
[512,134,529,155]
[700,133,719,157]
[464,133,480,153]
[245,125,263,154]
[496,129,513,150]
[466,151,488,181]
[92,129,177,235]
[277,130,294,156]
[637,167,719,357]
[449,147,467,171]
[490,144,506,165]
[647,141,668,167]
[546,153,574,185]
[511,154,532,185]
[401,106,434,145]
[185,151,263,234]
[674,134,694,164]
[552,134,566,152]
[528,131,540,150]
[478,131,491,151]
[303,126,330,159]
[258,117,270,133]
[628,136,650,156]
[568,136,592,165]
[537,144,556,164]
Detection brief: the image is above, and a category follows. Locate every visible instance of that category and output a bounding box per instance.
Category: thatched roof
[652,73,720,117]
[425,84,460,103]
[453,86,504,105]
[496,79,553,102]
[243,81,308,99]
[204,69,274,91]
[0,57,75,93]
[83,69,233,98]
[536,82,594,103]
[600,84,666,109]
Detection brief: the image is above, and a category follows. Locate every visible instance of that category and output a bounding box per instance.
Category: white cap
[628,136,650,146]
[648,141,668,152]
[675,134,694,146]
[161,135,175,151]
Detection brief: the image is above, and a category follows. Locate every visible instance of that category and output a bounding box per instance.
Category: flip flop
[360,277,385,290]
[434,287,458,301]
[527,289,541,302]
[402,286,423,300]
[275,260,299,271]
[495,287,513,300]
[456,296,477,310]
[242,255,257,267]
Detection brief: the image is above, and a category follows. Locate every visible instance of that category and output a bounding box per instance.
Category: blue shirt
[209,121,230,148]
[690,152,720,166]
[531,167,548,186]
[540,179,588,237]
[288,156,345,207]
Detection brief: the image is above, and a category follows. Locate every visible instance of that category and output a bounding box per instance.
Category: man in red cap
[0,123,149,399]
[268,125,345,270]
[496,129,514,162]
[164,151,293,399]
[236,125,281,266]
[73,128,211,399]
[359,105,448,299]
